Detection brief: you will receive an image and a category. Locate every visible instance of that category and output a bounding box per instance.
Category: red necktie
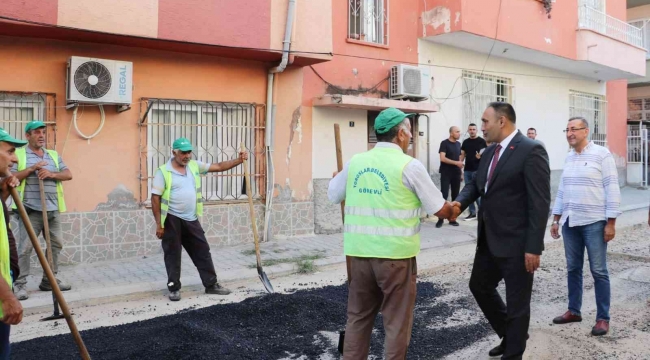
[487,144,502,186]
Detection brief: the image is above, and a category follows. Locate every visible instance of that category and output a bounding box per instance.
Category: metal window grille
[140,98,266,204]
[0,92,56,147]
[569,90,608,147]
[627,97,650,121]
[461,71,514,136]
[627,124,648,187]
[348,0,389,45]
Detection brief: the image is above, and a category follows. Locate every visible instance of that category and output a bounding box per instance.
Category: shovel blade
[40,313,66,322]
[257,268,274,293]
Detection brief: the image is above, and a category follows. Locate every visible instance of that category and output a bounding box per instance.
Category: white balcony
[579,4,644,48]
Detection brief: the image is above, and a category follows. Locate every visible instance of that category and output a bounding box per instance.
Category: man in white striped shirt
[550,116,621,337]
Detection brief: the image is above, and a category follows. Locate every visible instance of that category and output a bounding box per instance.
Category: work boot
[14,284,28,301]
[552,311,582,324]
[591,320,609,336]
[205,283,231,295]
[488,334,529,357]
[169,291,181,302]
[436,219,444,228]
[39,278,72,292]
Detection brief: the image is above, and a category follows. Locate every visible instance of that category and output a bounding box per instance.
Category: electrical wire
[73,104,106,139]
[0,14,586,82]
[309,66,389,94]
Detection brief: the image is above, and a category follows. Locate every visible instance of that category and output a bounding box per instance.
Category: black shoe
[169,291,181,301]
[488,334,529,357]
[464,213,477,221]
[449,221,460,226]
[206,283,231,295]
[436,219,443,228]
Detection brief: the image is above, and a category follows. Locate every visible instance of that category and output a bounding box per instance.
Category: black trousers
[440,170,461,202]
[469,235,534,360]
[161,214,218,291]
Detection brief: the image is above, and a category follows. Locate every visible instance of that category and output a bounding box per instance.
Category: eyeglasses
[563,127,586,133]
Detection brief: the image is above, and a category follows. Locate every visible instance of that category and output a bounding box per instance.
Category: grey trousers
[14,207,63,287]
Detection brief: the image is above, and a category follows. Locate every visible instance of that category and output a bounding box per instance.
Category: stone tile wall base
[9,201,314,267]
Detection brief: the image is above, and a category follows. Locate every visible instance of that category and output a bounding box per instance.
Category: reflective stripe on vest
[0,206,12,318]
[159,160,203,227]
[343,146,422,259]
[345,206,420,219]
[13,147,67,212]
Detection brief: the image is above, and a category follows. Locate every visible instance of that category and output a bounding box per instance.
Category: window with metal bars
[628,97,650,121]
[0,92,57,147]
[348,0,389,45]
[461,71,514,137]
[569,90,608,147]
[140,98,266,204]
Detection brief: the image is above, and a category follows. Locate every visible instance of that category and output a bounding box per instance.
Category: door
[367,110,417,157]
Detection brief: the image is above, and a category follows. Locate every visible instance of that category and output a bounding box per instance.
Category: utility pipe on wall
[264,0,297,242]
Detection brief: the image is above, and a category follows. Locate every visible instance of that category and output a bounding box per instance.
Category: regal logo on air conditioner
[66,56,133,105]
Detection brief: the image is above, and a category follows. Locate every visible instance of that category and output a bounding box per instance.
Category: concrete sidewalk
[18,186,649,314]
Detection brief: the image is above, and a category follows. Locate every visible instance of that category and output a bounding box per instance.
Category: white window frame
[461,71,514,139]
[569,90,608,147]
[144,99,262,204]
[348,0,389,46]
[0,93,48,143]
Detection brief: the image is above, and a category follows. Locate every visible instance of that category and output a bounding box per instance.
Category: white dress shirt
[485,129,518,191]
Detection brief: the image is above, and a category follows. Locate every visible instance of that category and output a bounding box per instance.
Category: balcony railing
[578,4,644,48]
[629,19,650,58]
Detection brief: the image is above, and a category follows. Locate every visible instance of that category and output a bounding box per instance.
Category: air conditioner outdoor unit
[66,56,133,105]
[389,64,431,101]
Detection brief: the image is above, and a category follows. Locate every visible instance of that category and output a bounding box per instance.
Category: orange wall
[0,35,268,212]
[606,80,628,165]
[303,0,419,102]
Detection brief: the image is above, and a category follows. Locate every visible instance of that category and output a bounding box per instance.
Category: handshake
[438,201,462,221]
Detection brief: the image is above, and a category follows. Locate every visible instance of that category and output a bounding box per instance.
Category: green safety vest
[158,160,203,228]
[14,147,67,212]
[344,147,422,259]
[0,206,12,318]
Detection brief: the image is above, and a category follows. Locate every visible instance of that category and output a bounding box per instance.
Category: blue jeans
[463,171,480,214]
[562,219,610,321]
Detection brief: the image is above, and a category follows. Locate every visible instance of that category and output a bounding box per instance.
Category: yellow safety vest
[344,147,422,259]
[0,207,12,318]
[14,147,67,212]
[158,160,203,227]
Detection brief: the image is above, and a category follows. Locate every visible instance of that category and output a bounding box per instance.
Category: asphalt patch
[12,282,489,359]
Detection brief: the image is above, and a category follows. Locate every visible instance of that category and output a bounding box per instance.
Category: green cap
[172,137,193,151]
[24,120,46,133]
[374,108,414,134]
[0,128,27,147]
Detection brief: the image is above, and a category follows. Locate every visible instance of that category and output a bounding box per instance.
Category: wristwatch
[552,220,559,225]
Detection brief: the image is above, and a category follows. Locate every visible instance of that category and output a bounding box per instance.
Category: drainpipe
[264,0,297,242]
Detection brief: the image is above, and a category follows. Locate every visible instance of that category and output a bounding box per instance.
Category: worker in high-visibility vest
[11,121,73,301]
[0,128,26,359]
[328,107,456,359]
[151,137,248,302]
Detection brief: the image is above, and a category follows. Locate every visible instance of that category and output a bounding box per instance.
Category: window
[0,92,56,146]
[348,0,388,45]
[628,97,650,121]
[461,71,514,135]
[142,98,266,204]
[569,90,607,147]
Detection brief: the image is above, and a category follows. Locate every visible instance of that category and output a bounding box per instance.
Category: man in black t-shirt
[437,126,463,228]
[460,123,487,220]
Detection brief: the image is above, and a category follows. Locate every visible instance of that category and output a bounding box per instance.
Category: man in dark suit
[451,102,550,359]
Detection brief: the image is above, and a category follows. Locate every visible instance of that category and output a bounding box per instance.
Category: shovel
[241,143,274,293]
[9,186,91,360]
[334,123,350,354]
[37,176,65,322]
